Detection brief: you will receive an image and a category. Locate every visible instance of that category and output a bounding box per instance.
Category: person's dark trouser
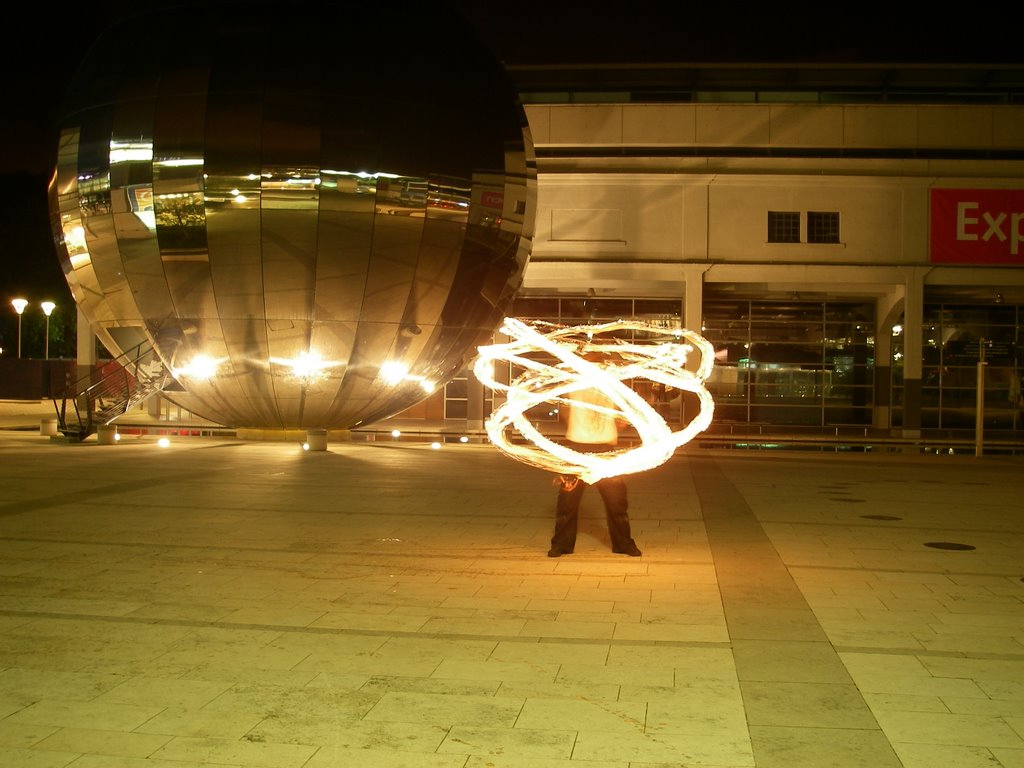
[552,475,633,552]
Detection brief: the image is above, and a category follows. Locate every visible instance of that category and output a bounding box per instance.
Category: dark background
[2,1,1022,357]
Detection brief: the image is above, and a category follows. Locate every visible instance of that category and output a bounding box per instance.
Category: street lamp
[11,298,28,358]
[41,301,56,359]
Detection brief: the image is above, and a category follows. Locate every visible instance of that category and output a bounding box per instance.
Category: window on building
[807,211,840,243]
[767,211,800,243]
[443,376,468,419]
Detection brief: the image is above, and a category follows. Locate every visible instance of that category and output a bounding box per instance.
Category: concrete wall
[524,102,1024,275]
[0,359,77,399]
[526,103,1024,151]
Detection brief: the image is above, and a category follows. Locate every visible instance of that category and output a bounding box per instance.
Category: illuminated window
[767,211,800,243]
[807,211,840,243]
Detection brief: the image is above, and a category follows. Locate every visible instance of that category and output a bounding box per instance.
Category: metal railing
[53,341,171,441]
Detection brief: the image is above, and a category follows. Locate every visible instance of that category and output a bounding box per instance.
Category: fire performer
[473,317,716,558]
[549,355,642,558]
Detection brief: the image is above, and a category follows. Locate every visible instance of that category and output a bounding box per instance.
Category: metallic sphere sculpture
[474,318,716,483]
[49,2,534,430]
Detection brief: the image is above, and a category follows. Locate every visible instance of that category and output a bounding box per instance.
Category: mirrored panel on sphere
[49,3,535,430]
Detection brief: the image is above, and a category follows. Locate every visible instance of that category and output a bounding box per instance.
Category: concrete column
[683,267,705,338]
[466,375,485,431]
[873,290,903,431]
[306,429,327,451]
[96,424,117,445]
[76,306,96,383]
[901,268,926,436]
[682,266,708,428]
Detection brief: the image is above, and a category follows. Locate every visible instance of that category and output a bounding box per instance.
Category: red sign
[930,188,1024,265]
[480,190,504,211]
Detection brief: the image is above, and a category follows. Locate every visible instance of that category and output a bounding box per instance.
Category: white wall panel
[843,106,919,147]
[696,105,770,146]
[547,105,622,145]
[536,178,687,260]
[526,103,1024,151]
[917,106,993,148]
[768,105,843,146]
[621,105,697,144]
[993,108,1024,148]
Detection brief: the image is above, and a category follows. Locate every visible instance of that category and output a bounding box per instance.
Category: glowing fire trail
[473,318,716,483]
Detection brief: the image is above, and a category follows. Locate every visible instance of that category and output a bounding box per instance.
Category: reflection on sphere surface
[50,2,534,429]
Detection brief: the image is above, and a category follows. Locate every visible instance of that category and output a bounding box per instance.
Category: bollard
[40,418,58,437]
[97,424,118,445]
[306,429,328,451]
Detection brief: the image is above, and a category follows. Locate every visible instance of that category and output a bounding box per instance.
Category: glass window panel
[748,343,823,364]
[807,211,840,243]
[444,399,468,419]
[633,298,681,317]
[825,317,874,334]
[558,298,590,322]
[750,321,824,343]
[753,405,822,425]
[713,404,749,422]
[706,371,748,399]
[824,407,872,425]
[511,297,559,320]
[767,211,800,243]
[585,298,633,320]
[825,302,873,323]
[750,302,823,321]
[445,378,468,399]
[934,304,1016,326]
[700,303,749,331]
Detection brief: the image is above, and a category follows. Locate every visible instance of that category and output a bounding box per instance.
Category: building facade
[420,63,1024,441]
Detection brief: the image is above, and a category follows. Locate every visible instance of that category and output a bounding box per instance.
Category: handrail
[52,340,172,440]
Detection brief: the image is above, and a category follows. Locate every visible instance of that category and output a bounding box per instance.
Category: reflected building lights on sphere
[49,1,534,430]
[474,319,716,483]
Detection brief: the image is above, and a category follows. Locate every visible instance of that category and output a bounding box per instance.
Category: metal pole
[41,301,56,360]
[975,339,986,458]
[17,314,22,358]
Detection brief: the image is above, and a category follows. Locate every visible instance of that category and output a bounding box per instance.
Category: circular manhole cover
[924,542,976,551]
[861,514,902,520]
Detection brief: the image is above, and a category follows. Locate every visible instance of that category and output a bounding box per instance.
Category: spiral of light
[473,318,716,483]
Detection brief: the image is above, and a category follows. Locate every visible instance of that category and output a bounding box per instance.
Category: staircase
[53,341,173,441]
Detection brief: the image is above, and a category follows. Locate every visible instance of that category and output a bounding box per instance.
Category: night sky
[1,1,1021,342]
[4,2,1022,176]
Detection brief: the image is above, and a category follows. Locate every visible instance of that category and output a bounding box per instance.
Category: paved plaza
[1,400,1023,767]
